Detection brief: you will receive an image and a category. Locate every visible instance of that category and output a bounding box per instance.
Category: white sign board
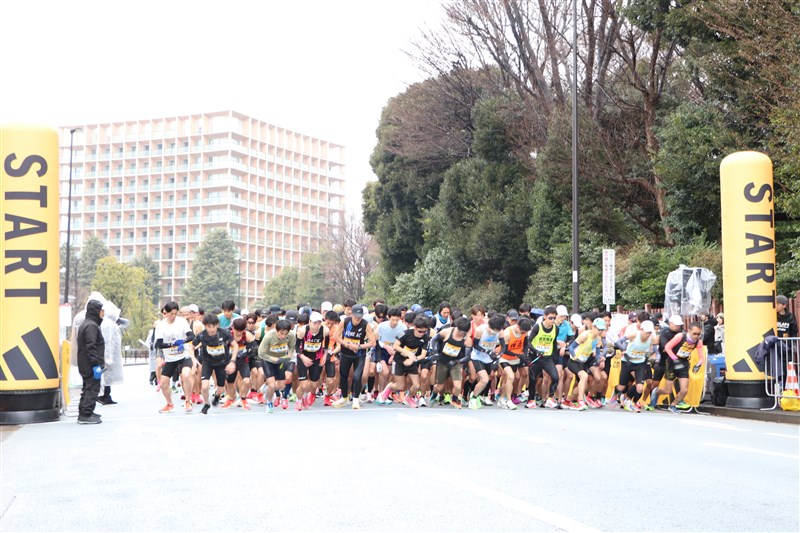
[602,249,615,305]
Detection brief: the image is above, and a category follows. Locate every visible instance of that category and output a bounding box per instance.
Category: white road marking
[404,462,601,532]
[680,419,748,432]
[765,432,799,440]
[705,442,799,459]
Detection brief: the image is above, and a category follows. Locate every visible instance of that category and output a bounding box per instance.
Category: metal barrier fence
[123,349,150,366]
[763,337,800,411]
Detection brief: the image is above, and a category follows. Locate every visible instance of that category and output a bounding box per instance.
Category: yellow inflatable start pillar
[0,125,61,424]
[720,151,778,408]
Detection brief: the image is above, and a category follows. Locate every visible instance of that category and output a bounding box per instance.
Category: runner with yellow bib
[658,322,705,414]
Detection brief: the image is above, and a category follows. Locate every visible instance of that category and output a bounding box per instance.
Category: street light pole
[571,0,580,314]
[63,127,82,305]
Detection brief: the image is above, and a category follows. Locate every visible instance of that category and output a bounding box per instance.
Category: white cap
[188,304,199,313]
[669,315,684,326]
[321,301,333,312]
[570,314,582,328]
[556,305,569,317]
[309,311,323,323]
[640,320,655,333]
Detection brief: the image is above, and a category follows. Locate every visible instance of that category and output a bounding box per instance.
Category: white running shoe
[352,397,361,410]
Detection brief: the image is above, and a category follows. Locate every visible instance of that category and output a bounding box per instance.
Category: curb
[697,405,800,425]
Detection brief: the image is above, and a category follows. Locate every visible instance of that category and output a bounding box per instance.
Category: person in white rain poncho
[97,300,125,405]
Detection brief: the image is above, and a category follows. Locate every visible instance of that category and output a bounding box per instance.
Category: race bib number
[442,343,461,357]
[479,340,496,353]
[677,343,693,359]
[207,345,225,356]
[535,343,550,353]
[272,342,289,354]
[163,347,179,357]
[304,341,322,353]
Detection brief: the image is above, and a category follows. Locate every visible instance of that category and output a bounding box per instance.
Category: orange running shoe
[241,399,251,411]
[220,398,235,409]
[159,403,174,414]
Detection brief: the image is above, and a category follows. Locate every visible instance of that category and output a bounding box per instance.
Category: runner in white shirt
[155,301,196,413]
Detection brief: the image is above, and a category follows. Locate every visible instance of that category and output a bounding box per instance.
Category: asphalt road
[1,365,798,532]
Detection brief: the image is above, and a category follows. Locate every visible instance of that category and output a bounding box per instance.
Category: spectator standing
[76,300,105,424]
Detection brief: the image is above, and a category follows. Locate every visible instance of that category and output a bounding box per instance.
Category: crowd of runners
[145,298,711,416]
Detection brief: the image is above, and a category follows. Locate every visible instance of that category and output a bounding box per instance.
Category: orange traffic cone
[780,362,800,411]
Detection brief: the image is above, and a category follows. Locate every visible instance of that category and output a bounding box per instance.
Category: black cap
[268,304,281,314]
[285,310,299,323]
[507,309,520,319]
[352,304,365,317]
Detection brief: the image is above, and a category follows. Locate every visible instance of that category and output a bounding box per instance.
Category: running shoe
[241,399,251,411]
[352,397,361,410]
[184,400,193,413]
[201,404,210,415]
[567,400,585,411]
[212,395,220,407]
[159,403,174,414]
[584,397,597,408]
[545,397,559,409]
[676,401,691,410]
[266,402,274,414]
[622,397,634,412]
[221,398,234,409]
[295,400,303,411]
[306,393,316,408]
[562,399,575,409]
[324,396,333,407]
[668,405,681,414]
[606,396,619,408]
[649,389,660,408]
[444,393,452,405]
[246,390,258,401]
[257,393,265,405]
[498,398,508,409]
[365,392,374,403]
[452,397,462,409]
[507,399,518,410]
[417,396,427,408]
[468,397,479,410]
[632,402,641,413]
[404,396,418,408]
[281,398,289,410]
[511,395,523,405]
[289,392,298,402]
[525,400,538,409]
[481,396,494,406]
[643,404,654,411]
[378,387,392,404]
[332,397,348,408]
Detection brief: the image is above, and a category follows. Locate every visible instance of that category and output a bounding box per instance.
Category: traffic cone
[780,362,800,411]
[786,362,799,394]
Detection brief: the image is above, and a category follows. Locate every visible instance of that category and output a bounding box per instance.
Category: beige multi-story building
[59,110,345,308]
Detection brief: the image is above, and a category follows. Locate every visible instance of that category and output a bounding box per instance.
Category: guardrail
[763,337,799,411]
[123,349,150,366]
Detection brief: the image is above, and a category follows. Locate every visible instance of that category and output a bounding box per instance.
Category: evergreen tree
[182,229,239,310]
[78,235,109,297]
[129,254,162,305]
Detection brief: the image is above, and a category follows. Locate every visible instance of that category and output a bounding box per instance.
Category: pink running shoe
[403,395,418,408]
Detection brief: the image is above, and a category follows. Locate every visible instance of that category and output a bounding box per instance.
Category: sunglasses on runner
[545,315,556,321]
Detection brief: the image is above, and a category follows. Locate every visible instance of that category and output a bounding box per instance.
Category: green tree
[78,235,109,296]
[91,256,155,346]
[182,229,239,310]
[295,253,331,306]
[260,267,299,309]
[655,102,743,243]
[389,246,465,308]
[129,254,162,305]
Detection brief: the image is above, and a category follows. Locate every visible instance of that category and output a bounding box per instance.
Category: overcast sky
[0,0,445,212]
